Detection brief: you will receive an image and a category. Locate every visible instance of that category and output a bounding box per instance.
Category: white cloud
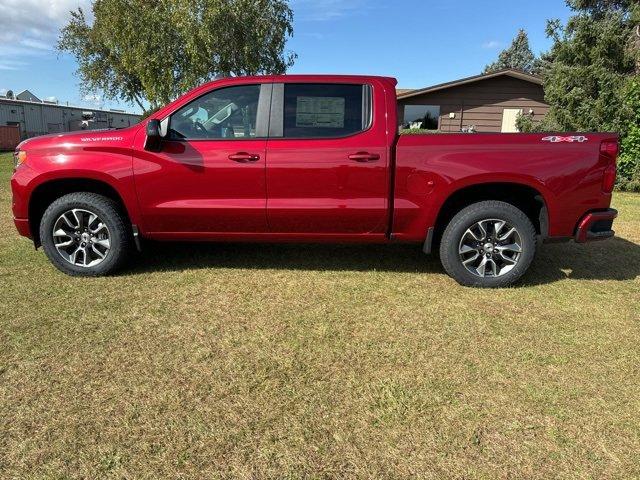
[0,0,90,61]
[291,0,368,21]
[482,40,503,49]
[0,59,28,70]
[21,38,54,50]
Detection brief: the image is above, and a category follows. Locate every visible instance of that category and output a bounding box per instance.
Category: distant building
[397,69,549,133]
[0,90,141,145]
[16,89,41,103]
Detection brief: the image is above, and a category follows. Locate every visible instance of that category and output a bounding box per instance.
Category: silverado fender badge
[80,136,124,142]
[541,135,588,143]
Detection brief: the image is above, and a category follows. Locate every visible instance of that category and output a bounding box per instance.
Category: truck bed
[392,133,617,242]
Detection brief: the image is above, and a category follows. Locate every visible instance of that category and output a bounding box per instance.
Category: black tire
[439,201,537,288]
[39,192,132,276]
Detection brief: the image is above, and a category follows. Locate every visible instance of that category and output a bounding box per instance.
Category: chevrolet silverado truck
[10,75,619,287]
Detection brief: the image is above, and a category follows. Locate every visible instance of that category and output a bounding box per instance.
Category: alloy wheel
[52,208,111,267]
[458,218,523,278]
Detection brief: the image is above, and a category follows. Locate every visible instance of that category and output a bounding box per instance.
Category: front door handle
[229,152,260,163]
[348,152,380,162]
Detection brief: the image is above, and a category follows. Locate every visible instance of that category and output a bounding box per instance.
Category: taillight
[600,139,618,193]
[600,140,619,159]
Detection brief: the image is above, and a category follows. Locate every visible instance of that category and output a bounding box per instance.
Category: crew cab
[10,75,619,287]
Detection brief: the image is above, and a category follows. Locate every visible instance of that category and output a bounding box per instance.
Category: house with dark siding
[397,69,549,133]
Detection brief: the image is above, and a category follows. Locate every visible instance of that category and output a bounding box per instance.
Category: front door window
[169,85,261,140]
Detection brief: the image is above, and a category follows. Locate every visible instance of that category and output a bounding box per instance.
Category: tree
[484,30,537,74]
[58,0,296,110]
[566,0,638,15]
[539,10,637,133]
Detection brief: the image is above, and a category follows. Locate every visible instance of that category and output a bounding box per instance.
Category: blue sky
[0,0,573,113]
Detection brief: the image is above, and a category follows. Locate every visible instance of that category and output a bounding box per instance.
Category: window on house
[402,105,440,130]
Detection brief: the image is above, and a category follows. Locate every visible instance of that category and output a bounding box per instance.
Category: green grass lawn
[1,152,639,479]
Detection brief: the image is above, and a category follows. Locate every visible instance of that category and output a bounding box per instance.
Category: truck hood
[17,126,140,152]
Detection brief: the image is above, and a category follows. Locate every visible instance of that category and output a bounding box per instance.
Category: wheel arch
[432,181,549,247]
[28,176,133,247]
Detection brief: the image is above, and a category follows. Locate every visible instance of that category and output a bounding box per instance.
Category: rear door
[265,82,389,234]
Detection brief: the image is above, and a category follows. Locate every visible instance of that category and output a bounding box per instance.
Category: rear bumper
[575,209,617,243]
[14,218,31,238]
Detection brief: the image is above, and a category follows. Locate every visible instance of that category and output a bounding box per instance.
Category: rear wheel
[40,192,131,276]
[439,201,537,288]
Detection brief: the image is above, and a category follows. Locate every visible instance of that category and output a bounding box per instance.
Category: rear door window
[281,84,371,139]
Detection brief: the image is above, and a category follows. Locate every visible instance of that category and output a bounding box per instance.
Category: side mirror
[144,119,163,152]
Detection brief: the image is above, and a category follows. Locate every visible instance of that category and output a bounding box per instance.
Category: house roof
[397,69,542,100]
[16,89,41,102]
[396,89,415,96]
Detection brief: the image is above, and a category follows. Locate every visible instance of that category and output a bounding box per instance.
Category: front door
[265,82,389,234]
[134,84,269,234]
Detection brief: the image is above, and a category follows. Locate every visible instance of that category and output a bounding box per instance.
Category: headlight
[13,150,27,169]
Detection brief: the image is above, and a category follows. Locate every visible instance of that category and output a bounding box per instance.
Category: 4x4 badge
[542,135,588,143]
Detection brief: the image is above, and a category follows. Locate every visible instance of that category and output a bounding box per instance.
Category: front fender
[11,153,142,238]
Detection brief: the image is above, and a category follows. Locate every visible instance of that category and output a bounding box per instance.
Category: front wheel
[439,201,537,288]
[40,192,132,276]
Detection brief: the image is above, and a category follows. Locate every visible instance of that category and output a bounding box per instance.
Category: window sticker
[296,96,345,128]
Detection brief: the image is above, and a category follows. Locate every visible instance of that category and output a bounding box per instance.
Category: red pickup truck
[10,75,618,287]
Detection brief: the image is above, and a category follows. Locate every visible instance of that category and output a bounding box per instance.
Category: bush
[619,124,640,181]
[516,111,561,133]
[615,171,640,192]
[515,114,542,133]
[616,79,640,190]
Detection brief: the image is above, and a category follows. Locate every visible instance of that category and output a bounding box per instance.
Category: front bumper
[575,209,618,243]
[11,163,35,239]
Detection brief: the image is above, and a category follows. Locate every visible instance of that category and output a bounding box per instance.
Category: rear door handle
[348,152,380,162]
[229,152,260,163]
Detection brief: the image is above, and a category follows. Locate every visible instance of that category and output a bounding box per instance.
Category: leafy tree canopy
[484,29,537,74]
[539,9,637,133]
[58,0,296,110]
[567,0,639,15]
